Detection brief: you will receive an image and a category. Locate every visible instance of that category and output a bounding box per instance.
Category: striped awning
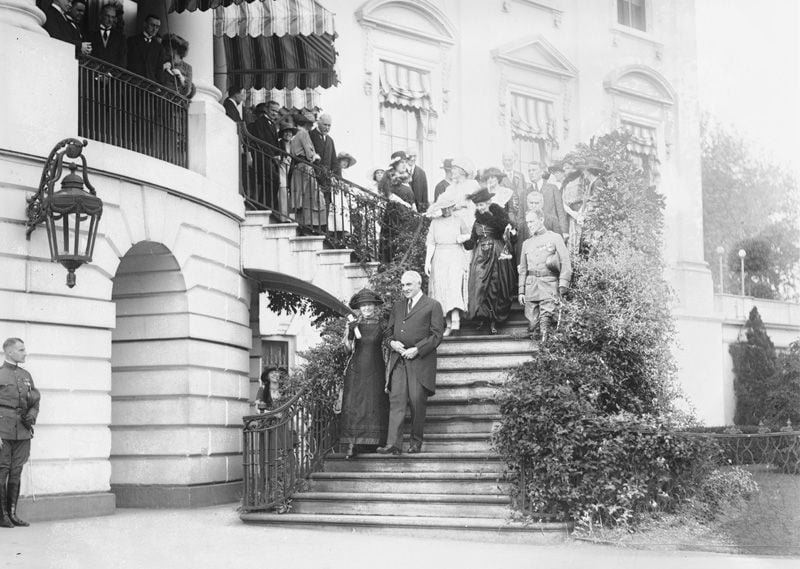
[248,87,321,111]
[133,0,252,14]
[379,61,434,111]
[213,0,337,91]
[214,0,336,37]
[510,93,555,143]
[622,122,658,157]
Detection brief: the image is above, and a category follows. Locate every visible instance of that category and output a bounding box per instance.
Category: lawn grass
[574,465,800,557]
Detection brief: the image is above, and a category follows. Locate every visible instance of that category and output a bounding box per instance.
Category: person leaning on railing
[160,34,195,99]
[289,114,325,232]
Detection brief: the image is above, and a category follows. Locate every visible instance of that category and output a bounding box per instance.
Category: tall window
[378,61,435,165]
[380,106,423,162]
[617,0,646,31]
[622,121,659,184]
[510,92,556,173]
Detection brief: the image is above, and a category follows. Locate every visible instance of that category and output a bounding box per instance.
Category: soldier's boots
[6,481,29,527]
[0,483,14,528]
[540,315,554,343]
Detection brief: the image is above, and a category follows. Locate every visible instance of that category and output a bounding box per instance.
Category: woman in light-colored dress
[437,157,479,229]
[289,113,324,230]
[424,198,471,336]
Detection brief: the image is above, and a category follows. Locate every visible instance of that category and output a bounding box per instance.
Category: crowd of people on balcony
[41,1,195,99]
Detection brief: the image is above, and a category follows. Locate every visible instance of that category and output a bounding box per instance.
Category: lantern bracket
[26,138,95,240]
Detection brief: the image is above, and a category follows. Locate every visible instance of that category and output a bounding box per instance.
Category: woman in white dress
[424,198,471,336]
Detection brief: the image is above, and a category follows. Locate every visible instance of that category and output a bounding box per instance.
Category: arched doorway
[109,241,189,507]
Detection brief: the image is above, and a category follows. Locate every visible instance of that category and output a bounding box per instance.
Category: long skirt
[291,162,327,229]
[467,238,516,323]
[429,243,468,313]
[340,322,389,446]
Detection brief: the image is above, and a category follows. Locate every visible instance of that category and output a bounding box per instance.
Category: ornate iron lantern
[26,138,103,288]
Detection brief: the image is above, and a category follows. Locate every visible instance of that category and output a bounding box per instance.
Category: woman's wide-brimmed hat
[584,157,608,176]
[260,366,287,382]
[469,187,495,204]
[431,197,456,211]
[547,160,565,173]
[480,166,504,182]
[349,288,384,309]
[337,152,357,169]
[450,157,474,178]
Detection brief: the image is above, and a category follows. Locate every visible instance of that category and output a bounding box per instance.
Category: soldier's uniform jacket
[518,228,572,301]
[0,361,40,440]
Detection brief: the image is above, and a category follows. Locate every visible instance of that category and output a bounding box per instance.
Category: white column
[167,9,221,104]
[0,0,78,155]
[0,0,46,33]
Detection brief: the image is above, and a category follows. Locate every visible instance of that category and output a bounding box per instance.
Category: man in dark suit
[406,149,429,212]
[126,14,164,81]
[540,162,569,238]
[433,158,453,202]
[309,113,340,208]
[223,85,246,123]
[379,271,445,455]
[89,4,126,68]
[248,101,282,212]
[43,0,85,56]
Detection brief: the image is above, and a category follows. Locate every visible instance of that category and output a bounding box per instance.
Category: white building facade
[0,0,787,521]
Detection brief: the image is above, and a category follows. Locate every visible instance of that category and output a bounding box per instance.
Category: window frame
[617,0,647,32]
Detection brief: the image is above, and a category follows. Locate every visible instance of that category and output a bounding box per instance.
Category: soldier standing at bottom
[0,338,40,528]
[518,210,572,342]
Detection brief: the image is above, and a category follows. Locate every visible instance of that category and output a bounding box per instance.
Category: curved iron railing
[241,379,340,512]
[78,56,190,167]
[239,128,423,263]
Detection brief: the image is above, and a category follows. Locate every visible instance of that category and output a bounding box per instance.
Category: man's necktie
[406,299,412,315]
[102,28,110,45]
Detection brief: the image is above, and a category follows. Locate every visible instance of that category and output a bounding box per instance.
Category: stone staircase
[241,314,572,543]
[240,211,378,302]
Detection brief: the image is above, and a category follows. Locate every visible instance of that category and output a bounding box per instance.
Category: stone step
[438,353,531,370]
[431,384,500,400]
[403,414,498,434]
[316,249,354,266]
[425,401,500,415]
[239,513,571,545]
[323,452,504,474]
[307,471,508,494]
[435,370,508,386]
[438,336,532,354]
[403,432,492,452]
[290,492,512,518]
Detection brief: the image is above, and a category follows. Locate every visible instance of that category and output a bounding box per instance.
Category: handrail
[241,376,340,512]
[239,128,424,263]
[77,55,190,167]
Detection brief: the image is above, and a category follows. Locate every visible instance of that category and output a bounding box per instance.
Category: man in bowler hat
[379,271,445,454]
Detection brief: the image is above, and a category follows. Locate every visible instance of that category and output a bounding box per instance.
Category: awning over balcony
[213,0,337,91]
[132,0,252,14]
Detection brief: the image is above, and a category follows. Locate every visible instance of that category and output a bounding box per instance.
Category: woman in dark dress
[463,188,517,334]
[340,289,389,459]
[378,160,418,263]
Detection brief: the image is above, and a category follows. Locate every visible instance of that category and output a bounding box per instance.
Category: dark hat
[480,166,504,182]
[390,150,409,161]
[292,113,313,127]
[348,288,384,309]
[260,366,287,382]
[441,158,454,170]
[547,161,565,174]
[584,157,608,175]
[469,188,495,204]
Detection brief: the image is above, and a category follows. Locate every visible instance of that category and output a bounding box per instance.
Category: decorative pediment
[491,35,576,78]
[604,65,675,106]
[356,0,456,45]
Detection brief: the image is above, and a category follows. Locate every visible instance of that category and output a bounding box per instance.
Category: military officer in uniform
[517,210,572,342]
[0,338,40,528]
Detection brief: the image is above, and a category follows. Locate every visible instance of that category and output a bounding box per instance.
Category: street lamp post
[738,249,747,296]
[716,246,725,294]
[25,139,103,288]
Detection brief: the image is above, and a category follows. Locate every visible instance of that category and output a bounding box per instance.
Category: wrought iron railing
[78,56,190,167]
[241,379,340,512]
[239,129,422,263]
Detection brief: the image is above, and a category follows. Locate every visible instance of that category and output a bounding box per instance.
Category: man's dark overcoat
[385,294,445,394]
[89,27,127,68]
[127,34,164,81]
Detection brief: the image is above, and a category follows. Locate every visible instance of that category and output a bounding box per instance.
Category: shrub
[690,466,758,521]
[730,307,777,425]
[764,340,800,426]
